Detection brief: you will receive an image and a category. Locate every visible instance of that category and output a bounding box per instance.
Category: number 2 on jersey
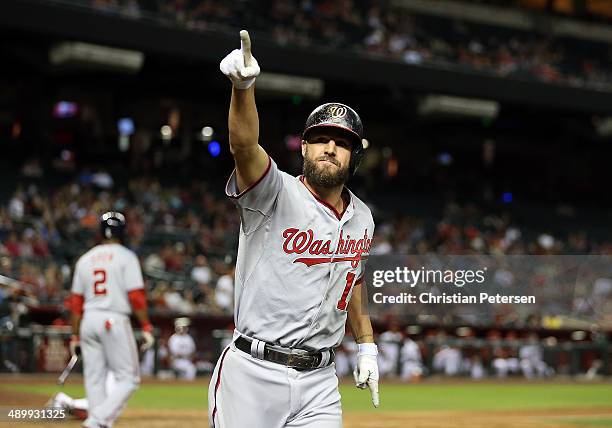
[93,269,107,295]
[337,272,356,311]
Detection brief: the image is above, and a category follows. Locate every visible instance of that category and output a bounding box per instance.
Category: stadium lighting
[118,118,134,136]
[438,152,453,166]
[256,73,324,99]
[201,126,214,138]
[544,337,558,346]
[418,95,499,119]
[160,125,172,141]
[49,42,144,74]
[119,135,130,152]
[208,141,221,157]
[53,101,78,118]
[456,327,472,337]
[117,118,134,152]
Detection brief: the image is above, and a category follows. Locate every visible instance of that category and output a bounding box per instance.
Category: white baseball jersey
[168,333,196,358]
[226,157,375,351]
[71,243,144,314]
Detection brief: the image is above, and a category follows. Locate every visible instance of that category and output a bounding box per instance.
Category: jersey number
[93,269,107,296]
[337,272,356,311]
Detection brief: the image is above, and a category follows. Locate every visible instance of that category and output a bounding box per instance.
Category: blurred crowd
[0,173,240,317]
[56,0,612,89]
[2,170,612,377]
[334,325,606,381]
[452,0,612,26]
[141,319,604,380]
[1,168,612,328]
[373,202,612,256]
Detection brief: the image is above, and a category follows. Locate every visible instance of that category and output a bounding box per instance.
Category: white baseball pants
[208,341,342,428]
[80,311,140,427]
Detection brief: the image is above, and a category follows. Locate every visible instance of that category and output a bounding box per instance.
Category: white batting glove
[353,343,380,408]
[140,325,155,352]
[219,30,260,90]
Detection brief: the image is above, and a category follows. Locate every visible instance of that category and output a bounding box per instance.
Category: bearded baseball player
[209,30,379,427]
[70,212,155,428]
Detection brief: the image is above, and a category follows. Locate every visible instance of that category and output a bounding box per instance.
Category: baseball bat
[0,274,40,306]
[57,354,79,386]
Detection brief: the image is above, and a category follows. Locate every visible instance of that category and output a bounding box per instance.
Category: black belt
[234,336,334,371]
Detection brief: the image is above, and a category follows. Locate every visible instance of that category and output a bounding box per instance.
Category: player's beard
[303,153,349,188]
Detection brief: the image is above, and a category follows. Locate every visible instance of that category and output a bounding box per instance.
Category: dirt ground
[1,376,611,428]
[3,407,612,428]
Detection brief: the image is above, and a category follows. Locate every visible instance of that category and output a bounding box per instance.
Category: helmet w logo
[329,105,347,119]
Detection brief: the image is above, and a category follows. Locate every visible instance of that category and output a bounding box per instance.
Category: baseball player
[378,322,403,377]
[432,344,462,376]
[400,337,424,381]
[70,212,155,428]
[168,317,197,380]
[519,333,553,378]
[210,30,378,427]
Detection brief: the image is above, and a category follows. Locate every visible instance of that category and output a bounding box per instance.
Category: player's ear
[301,140,307,157]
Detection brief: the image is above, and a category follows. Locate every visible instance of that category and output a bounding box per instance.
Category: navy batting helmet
[100,211,126,241]
[302,102,366,175]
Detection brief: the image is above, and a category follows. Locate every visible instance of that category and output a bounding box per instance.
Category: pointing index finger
[240,30,253,67]
[369,380,379,407]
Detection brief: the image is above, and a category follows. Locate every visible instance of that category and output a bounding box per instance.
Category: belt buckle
[286,353,296,367]
[287,351,309,369]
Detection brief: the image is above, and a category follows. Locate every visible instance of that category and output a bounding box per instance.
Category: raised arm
[220,30,269,192]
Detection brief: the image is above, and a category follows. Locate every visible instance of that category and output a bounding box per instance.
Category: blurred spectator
[144,250,165,274]
[214,266,234,313]
[65,0,612,90]
[378,322,403,377]
[164,287,194,314]
[191,255,212,286]
[3,233,20,257]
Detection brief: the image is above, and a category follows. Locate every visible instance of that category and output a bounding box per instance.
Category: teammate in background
[168,317,197,380]
[70,212,155,428]
[432,344,462,376]
[492,346,520,378]
[210,30,378,427]
[400,336,424,382]
[378,321,403,377]
[519,333,553,378]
